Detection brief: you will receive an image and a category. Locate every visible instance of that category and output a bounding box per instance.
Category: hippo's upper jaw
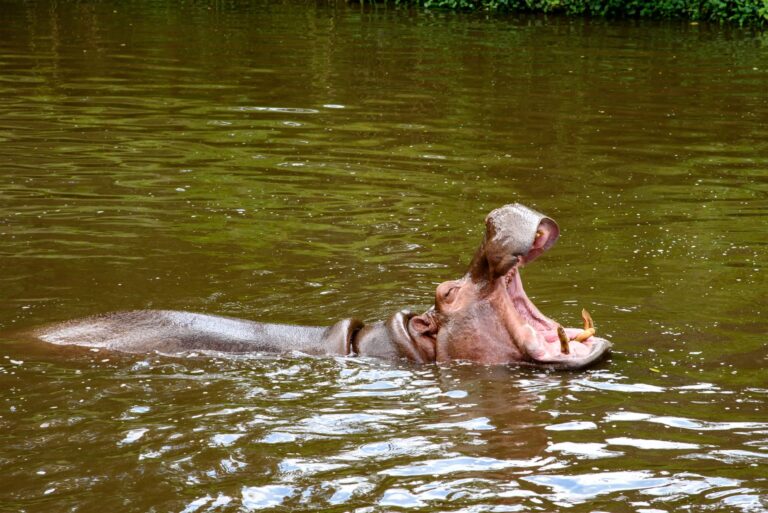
[404,203,612,370]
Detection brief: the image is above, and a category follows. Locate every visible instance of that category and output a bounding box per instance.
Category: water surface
[1,2,767,511]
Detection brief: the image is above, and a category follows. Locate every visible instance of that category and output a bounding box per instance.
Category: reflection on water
[2,352,767,511]
[1,1,767,511]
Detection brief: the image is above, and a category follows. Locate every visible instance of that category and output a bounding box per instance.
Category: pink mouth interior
[506,268,594,359]
[507,270,558,334]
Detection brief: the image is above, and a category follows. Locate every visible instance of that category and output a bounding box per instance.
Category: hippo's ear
[410,313,437,339]
[406,311,438,362]
[386,311,436,364]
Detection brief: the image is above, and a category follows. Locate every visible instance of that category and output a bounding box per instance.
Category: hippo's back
[34,310,331,355]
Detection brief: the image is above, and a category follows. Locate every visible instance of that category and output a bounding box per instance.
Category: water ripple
[524,471,739,504]
[381,455,553,477]
[241,485,294,510]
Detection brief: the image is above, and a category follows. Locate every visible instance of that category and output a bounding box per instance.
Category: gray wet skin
[32,204,611,370]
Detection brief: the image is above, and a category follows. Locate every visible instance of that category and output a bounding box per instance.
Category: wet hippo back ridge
[34,310,341,355]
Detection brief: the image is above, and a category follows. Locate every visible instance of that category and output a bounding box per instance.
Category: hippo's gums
[33,204,612,370]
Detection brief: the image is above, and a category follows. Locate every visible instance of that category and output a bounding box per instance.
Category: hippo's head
[394,204,611,369]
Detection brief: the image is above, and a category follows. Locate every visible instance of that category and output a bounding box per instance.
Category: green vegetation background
[396,0,768,25]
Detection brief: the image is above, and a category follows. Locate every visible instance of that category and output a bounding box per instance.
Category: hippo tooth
[574,328,595,342]
[581,308,594,330]
[557,326,570,355]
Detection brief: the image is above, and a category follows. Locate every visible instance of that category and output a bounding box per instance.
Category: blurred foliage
[391,0,768,25]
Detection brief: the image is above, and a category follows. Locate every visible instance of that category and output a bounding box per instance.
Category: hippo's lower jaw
[516,336,612,370]
[504,266,612,370]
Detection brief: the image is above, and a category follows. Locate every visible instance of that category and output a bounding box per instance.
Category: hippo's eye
[442,287,458,303]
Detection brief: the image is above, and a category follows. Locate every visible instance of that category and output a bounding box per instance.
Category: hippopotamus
[33,204,611,370]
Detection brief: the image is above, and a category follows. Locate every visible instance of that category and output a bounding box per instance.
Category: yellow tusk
[581,308,594,330]
[574,328,595,342]
[557,326,570,355]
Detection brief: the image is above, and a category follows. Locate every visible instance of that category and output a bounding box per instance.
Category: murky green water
[1,2,767,511]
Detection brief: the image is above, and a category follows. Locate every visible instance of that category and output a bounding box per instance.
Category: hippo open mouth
[503,265,610,369]
[405,203,612,370]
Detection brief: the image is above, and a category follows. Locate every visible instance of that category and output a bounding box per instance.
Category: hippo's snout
[468,203,560,282]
